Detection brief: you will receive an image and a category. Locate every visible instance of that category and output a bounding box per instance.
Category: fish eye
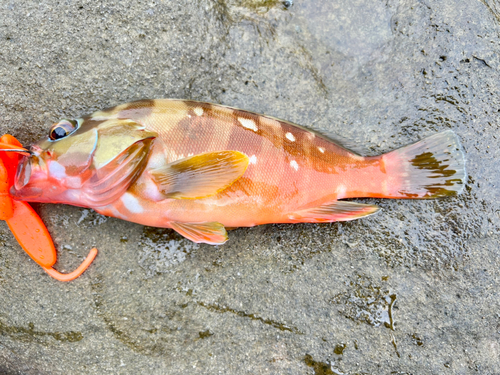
[49,119,78,141]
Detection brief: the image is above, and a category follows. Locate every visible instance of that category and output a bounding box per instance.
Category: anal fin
[170,221,228,245]
[287,201,380,223]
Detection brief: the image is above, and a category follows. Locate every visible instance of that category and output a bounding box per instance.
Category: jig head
[0,134,97,281]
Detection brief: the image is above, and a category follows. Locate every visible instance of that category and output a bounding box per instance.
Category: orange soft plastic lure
[0,134,97,282]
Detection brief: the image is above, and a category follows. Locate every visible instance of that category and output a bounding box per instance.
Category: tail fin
[383,130,466,199]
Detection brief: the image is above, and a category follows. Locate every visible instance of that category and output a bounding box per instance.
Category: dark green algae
[196,301,303,334]
[303,354,338,375]
[0,320,82,344]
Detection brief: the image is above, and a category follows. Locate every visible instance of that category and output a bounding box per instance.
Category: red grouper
[11,99,466,244]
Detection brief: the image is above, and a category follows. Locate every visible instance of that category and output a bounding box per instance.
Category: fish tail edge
[383,130,466,199]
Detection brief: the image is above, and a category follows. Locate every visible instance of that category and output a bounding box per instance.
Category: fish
[10,99,466,245]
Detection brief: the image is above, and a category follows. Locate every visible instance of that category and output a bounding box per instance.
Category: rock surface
[0,0,499,373]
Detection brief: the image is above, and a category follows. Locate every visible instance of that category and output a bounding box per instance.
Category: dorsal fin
[288,122,368,156]
[233,105,368,155]
[158,99,368,155]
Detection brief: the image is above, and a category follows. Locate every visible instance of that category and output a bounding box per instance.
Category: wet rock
[0,0,499,373]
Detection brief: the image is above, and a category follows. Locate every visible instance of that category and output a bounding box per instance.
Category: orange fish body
[11,100,466,244]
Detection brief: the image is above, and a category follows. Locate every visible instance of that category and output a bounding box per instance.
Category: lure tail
[382,130,466,199]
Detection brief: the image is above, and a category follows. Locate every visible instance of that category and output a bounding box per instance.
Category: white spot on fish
[336,184,347,199]
[286,132,295,142]
[318,147,325,153]
[382,180,388,196]
[351,154,365,161]
[148,151,168,169]
[290,160,299,171]
[187,114,192,118]
[142,180,164,201]
[238,118,258,132]
[109,206,128,220]
[194,107,204,116]
[188,153,194,157]
[121,192,144,214]
[64,176,82,189]
[48,161,67,179]
[249,155,257,164]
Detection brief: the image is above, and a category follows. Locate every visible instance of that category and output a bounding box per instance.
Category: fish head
[11,117,157,206]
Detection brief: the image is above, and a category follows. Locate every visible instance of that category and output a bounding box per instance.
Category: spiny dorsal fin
[224,104,368,155]
[170,221,228,245]
[150,151,249,200]
[191,101,368,156]
[287,201,380,223]
[289,122,368,156]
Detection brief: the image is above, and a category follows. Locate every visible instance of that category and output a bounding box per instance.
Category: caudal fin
[383,130,466,199]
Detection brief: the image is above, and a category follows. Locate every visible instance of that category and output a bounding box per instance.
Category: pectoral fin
[150,151,249,199]
[170,221,228,245]
[287,201,380,223]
